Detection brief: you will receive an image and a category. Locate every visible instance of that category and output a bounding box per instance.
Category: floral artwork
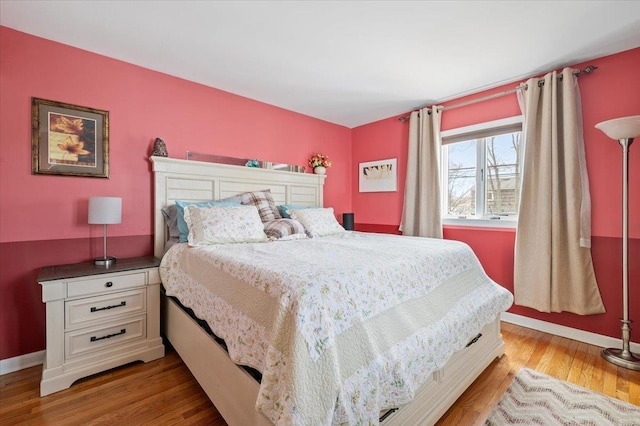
[32,98,109,178]
[48,113,96,166]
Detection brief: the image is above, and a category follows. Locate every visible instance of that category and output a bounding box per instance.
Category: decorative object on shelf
[342,213,355,231]
[151,137,168,157]
[595,114,640,371]
[88,196,122,267]
[32,97,109,178]
[308,152,331,175]
[359,158,397,192]
[245,159,259,168]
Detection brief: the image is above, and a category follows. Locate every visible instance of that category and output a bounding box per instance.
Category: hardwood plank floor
[1,323,638,425]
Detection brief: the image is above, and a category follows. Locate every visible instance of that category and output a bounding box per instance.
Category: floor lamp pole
[601,135,640,370]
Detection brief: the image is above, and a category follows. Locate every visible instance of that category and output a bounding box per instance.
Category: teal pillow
[278,204,315,219]
[175,200,240,242]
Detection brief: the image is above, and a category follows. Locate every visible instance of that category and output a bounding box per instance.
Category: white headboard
[151,156,326,257]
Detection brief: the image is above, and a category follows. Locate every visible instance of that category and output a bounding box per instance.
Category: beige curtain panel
[514,67,605,315]
[400,106,443,238]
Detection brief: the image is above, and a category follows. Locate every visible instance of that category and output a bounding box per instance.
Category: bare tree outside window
[445,130,521,218]
[486,132,521,215]
[447,140,476,216]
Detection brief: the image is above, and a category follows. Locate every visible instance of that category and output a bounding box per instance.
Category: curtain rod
[398,65,598,122]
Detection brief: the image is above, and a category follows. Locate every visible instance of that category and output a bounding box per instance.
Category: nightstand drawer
[65,315,146,359]
[65,289,146,329]
[67,272,147,298]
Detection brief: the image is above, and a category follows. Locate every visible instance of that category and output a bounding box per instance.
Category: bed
[151,156,513,425]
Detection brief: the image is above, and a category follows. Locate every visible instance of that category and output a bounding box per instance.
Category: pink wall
[0,27,351,360]
[1,25,638,362]
[352,47,640,342]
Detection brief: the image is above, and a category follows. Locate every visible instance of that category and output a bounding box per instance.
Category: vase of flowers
[308,153,331,175]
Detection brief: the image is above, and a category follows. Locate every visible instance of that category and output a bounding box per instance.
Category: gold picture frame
[32,97,109,178]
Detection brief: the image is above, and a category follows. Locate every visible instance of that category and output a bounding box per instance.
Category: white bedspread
[160,232,513,425]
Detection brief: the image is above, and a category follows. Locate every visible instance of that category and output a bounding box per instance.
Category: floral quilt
[160,232,513,425]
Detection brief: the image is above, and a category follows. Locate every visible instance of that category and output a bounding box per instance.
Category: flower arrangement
[308,152,331,169]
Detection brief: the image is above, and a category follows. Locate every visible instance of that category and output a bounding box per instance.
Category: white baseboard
[501,312,640,353]
[0,350,44,376]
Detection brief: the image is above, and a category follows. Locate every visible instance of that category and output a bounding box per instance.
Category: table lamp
[88,196,122,267]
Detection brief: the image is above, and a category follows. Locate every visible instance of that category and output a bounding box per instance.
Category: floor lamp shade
[88,197,122,267]
[595,115,640,371]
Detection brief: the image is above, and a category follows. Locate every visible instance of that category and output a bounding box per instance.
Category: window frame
[440,115,523,229]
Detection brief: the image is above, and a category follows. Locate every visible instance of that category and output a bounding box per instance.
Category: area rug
[485,368,640,425]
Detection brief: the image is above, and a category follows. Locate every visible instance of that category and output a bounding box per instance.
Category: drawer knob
[105,281,113,288]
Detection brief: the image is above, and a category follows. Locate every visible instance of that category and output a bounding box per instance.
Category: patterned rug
[485,368,640,425]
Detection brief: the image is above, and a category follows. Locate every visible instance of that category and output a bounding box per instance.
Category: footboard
[382,319,504,425]
[163,293,504,426]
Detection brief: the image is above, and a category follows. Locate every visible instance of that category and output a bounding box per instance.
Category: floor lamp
[595,115,640,371]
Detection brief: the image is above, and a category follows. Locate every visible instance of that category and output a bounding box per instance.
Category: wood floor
[1,322,639,425]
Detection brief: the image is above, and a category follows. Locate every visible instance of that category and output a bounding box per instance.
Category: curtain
[514,67,605,315]
[400,106,442,238]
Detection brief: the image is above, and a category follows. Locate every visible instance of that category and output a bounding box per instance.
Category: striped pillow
[264,219,308,241]
[239,190,282,222]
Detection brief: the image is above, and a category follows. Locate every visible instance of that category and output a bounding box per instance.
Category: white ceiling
[2,1,640,128]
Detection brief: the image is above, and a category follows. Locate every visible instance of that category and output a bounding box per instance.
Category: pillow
[278,204,315,219]
[175,200,241,242]
[161,204,180,239]
[183,205,268,246]
[289,207,346,238]
[238,190,282,222]
[219,194,243,204]
[263,219,308,241]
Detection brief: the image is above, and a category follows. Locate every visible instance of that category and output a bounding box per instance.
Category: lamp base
[94,256,117,268]
[601,347,640,371]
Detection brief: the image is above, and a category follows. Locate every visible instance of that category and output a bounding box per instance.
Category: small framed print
[32,97,109,178]
[359,158,397,192]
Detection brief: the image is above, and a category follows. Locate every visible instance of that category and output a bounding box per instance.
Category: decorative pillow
[175,200,241,242]
[278,204,315,219]
[183,205,268,246]
[161,204,180,239]
[289,207,346,238]
[263,219,308,241]
[239,190,282,222]
[219,194,243,204]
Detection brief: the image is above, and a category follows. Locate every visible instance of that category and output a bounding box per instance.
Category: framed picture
[32,98,109,178]
[359,158,397,192]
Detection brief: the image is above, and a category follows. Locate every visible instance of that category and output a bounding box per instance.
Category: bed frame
[151,156,506,425]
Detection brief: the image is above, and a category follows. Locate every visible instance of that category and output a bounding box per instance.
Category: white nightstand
[38,256,165,396]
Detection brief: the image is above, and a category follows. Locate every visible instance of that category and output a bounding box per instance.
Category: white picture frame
[359,158,397,192]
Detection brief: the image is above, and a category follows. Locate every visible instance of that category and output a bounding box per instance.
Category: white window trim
[440,115,523,229]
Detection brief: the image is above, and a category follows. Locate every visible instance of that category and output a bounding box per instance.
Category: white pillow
[183,205,268,246]
[289,207,345,238]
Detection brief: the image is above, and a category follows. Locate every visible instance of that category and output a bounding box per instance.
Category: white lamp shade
[595,115,640,140]
[88,197,122,224]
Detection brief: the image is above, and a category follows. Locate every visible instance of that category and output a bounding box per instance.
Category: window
[440,116,523,226]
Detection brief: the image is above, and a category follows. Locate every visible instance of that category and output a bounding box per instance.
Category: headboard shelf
[151,156,326,257]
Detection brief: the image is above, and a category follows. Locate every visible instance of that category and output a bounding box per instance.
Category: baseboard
[501,312,640,353]
[0,350,45,376]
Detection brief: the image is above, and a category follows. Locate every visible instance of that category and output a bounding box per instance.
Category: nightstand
[38,256,165,396]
